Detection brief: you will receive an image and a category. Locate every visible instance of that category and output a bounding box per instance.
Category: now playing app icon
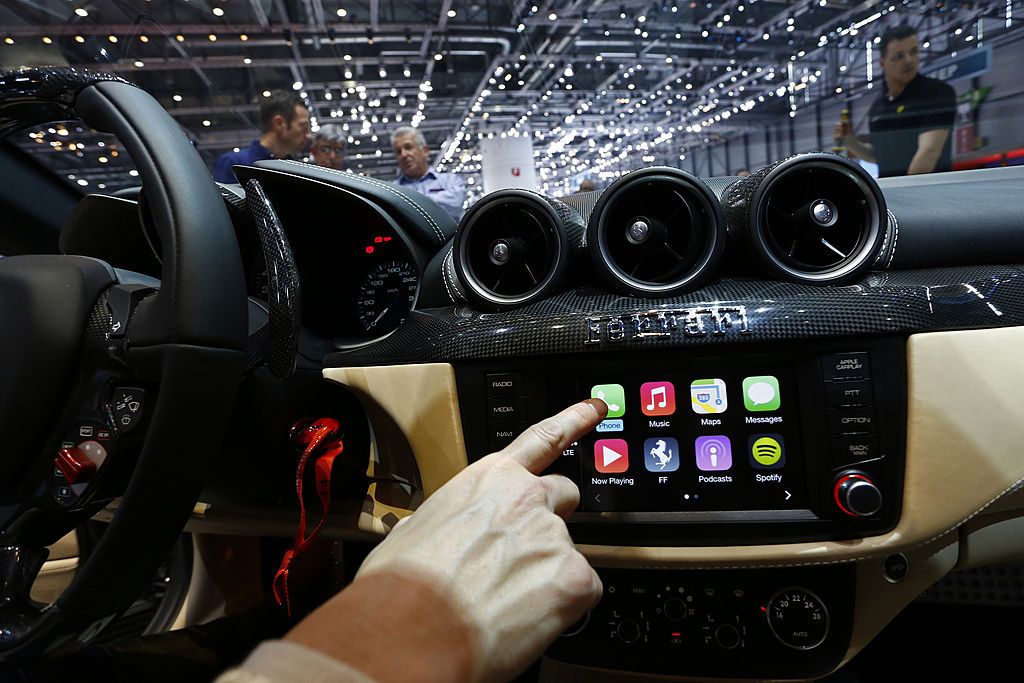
[594,439,629,474]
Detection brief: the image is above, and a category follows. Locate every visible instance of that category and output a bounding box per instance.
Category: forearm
[285,569,479,683]
[844,135,876,162]
[906,144,943,174]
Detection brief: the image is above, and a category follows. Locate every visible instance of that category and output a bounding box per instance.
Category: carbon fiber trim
[556,189,601,224]
[326,265,1024,366]
[0,67,134,138]
[244,179,301,378]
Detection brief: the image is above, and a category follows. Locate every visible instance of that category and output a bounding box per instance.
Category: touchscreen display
[568,368,807,513]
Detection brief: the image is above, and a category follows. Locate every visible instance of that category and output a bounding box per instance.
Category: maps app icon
[690,379,728,414]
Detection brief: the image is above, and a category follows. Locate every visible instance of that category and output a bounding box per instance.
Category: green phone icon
[743,376,781,411]
[591,384,625,418]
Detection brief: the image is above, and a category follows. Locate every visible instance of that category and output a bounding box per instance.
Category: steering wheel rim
[0,67,247,659]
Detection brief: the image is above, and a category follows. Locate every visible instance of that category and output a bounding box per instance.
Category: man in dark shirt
[835,24,957,177]
[212,92,311,183]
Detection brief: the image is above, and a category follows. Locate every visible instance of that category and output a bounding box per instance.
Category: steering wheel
[0,68,247,660]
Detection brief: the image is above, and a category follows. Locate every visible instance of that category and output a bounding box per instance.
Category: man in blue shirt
[391,126,467,223]
[213,92,311,183]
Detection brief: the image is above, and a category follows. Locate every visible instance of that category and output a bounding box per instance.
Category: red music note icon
[641,381,676,416]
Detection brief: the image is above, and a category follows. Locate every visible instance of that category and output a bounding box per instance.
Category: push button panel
[484,372,529,451]
[547,565,853,679]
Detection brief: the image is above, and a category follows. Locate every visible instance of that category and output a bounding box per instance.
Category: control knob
[833,471,882,517]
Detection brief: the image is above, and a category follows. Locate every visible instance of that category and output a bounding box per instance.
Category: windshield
[1,0,1021,199]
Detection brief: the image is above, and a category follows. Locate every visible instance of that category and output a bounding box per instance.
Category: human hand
[357,398,607,682]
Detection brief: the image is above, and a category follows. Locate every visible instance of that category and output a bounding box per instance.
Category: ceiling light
[172,94,183,102]
[98,156,108,163]
[263,90,272,97]
[139,35,149,43]
[293,81,303,90]
[240,34,248,41]
[434,53,443,60]
[75,8,88,17]
[134,60,144,67]
[3,37,12,45]
[176,34,185,42]
[337,8,347,17]
[74,35,85,43]
[548,11,557,20]
[202,120,211,126]
[447,9,456,17]
[108,35,118,43]
[243,57,252,64]
[212,7,224,16]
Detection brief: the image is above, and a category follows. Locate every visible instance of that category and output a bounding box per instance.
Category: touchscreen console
[574,368,804,513]
[457,337,905,544]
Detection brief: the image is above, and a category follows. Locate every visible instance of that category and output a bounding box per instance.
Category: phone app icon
[594,439,629,474]
[690,379,728,414]
[644,437,679,472]
[591,384,625,418]
[749,434,785,469]
[695,435,732,471]
[743,376,781,412]
[641,381,676,416]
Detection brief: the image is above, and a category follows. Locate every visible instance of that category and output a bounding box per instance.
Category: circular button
[833,473,883,517]
[884,553,909,584]
[616,620,641,644]
[767,588,830,651]
[626,219,650,244]
[663,597,687,622]
[715,624,741,650]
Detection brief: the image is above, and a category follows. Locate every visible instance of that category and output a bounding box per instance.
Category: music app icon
[640,381,676,416]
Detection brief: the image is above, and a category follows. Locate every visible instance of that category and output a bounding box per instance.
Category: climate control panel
[546,565,853,679]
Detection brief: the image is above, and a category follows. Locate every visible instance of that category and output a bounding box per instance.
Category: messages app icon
[743,376,781,411]
[591,384,625,418]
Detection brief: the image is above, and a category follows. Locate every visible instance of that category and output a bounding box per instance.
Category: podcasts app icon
[694,435,732,472]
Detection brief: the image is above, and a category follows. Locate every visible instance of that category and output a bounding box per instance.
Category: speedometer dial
[357,260,419,334]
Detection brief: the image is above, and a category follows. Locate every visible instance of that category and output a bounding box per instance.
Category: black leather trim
[421,239,466,306]
[245,159,457,251]
[75,81,247,350]
[877,166,1024,270]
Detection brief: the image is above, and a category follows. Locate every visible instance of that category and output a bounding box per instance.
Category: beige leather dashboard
[323,325,1024,672]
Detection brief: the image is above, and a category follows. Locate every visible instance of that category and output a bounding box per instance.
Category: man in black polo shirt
[835,24,957,177]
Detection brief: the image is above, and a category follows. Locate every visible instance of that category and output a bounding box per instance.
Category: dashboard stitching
[441,246,457,303]
[886,209,900,269]
[278,160,446,245]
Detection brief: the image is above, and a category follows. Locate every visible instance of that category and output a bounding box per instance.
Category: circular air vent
[723,153,886,284]
[454,189,583,309]
[587,167,726,296]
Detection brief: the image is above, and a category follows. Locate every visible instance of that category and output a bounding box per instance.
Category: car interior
[2,1,1024,681]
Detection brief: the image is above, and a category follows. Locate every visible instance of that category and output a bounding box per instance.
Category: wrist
[285,569,479,683]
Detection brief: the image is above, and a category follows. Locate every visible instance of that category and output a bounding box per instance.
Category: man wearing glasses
[310,124,347,170]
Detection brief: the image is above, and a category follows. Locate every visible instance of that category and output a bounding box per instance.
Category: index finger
[504,399,607,474]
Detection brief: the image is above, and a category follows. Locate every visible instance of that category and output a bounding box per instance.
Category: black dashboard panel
[547,564,855,680]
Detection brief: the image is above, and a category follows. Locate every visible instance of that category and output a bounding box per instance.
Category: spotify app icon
[748,434,785,469]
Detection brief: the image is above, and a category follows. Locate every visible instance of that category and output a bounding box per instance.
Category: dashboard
[59,156,1024,680]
